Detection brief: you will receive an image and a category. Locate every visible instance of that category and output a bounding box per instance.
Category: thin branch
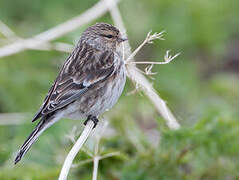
[91,120,108,180]
[24,40,74,53]
[0,0,119,58]
[82,147,94,157]
[58,120,95,180]
[92,138,100,180]
[51,42,73,53]
[128,61,172,65]
[71,158,94,168]
[0,20,73,53]
[144,64,157,77]
[65,126,79,144]
[92,156,99,180]
[72,151,120,168]
[126,31,164,63]
[128,51,180,65]
[127,65,180,129]
[107,0,180,129]
[99,151,120,160]
[0,20,17,39]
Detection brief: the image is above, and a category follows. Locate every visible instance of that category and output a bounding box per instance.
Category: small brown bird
[15,23,127,164]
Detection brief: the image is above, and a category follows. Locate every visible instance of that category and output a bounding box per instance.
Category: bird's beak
[118,37,128,43]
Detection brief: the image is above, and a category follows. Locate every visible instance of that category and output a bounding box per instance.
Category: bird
[14,22,127,164]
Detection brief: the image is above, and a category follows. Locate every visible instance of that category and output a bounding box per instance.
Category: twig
[51,42,73,53]
[128,51,181,65]
[99,151,120,160]
[71,158,94,168]
[0,20,17,39]
[107,0,180,129]
[126,31,165,63]
[0,0,119,58]
[65,126,79,144]
[24,40,74,53]
[0,20,73,53]
[92,156,99,180]
[82,147,94,157]
[128,65,180,129]
[91,120,108,180]
[58,120,95,180]
[71,151,120,168]
[70,121,118,179]
[92,137,100,180]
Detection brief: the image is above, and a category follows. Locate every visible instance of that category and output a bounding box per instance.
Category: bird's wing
[32,42,115,122]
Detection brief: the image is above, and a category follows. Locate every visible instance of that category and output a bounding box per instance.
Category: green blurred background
[0,0,239,179]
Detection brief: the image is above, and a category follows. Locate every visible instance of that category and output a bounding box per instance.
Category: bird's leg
[84,115,99,128]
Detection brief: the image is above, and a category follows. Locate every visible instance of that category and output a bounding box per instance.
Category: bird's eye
[105,34,113,38]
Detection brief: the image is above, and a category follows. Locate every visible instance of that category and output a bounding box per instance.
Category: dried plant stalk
[0,0,119,58]
[58,120,95,180]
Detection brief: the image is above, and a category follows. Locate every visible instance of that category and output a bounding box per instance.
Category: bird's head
[81,23,128,51]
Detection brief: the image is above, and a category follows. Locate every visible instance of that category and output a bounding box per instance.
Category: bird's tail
[14,115,57,164]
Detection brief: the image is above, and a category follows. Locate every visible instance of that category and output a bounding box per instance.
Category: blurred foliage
[0,0,239,179]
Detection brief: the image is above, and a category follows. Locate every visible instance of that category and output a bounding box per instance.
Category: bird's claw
[84,115,99,128]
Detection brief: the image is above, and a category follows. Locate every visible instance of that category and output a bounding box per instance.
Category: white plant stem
[126,31,165,63]
[0,0,119,58]
[127,64,180,129]
[58,120,95,180]
[92,156,100,180]
[0,20,17,38]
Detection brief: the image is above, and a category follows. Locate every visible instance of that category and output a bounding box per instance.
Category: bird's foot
[84,115,99,128]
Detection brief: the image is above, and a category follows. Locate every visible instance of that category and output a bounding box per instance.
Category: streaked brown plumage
[15,23,127,164]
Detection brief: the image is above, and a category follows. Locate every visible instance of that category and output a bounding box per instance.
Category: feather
[32,43,115,122]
